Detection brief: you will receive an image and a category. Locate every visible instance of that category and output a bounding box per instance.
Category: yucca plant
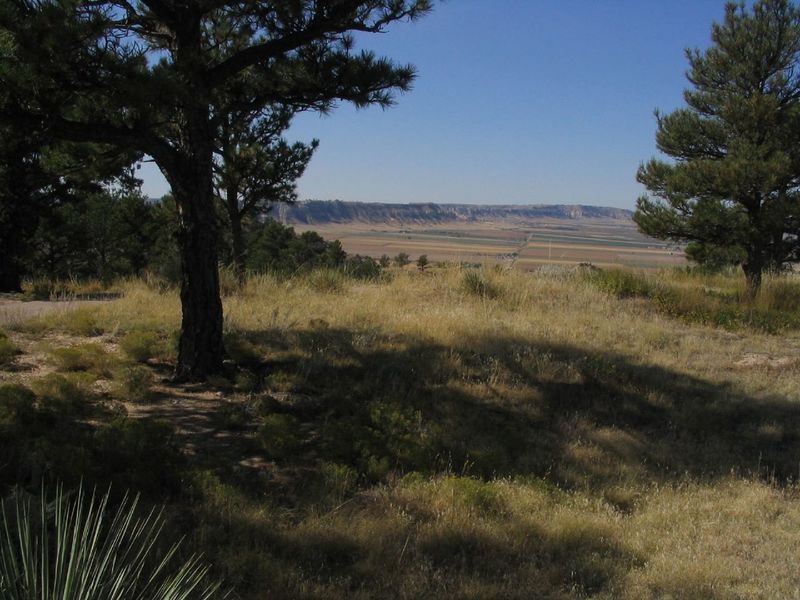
[0,485,225,600]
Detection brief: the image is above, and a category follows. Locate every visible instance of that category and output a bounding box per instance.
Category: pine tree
[635,0,800,296]
[215,106,318,278]
[0,0,430,379]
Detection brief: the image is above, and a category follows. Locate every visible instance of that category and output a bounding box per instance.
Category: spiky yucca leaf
[0,485,225,600]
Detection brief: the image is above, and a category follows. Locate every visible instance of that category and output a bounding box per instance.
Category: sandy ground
[0,299,108,327]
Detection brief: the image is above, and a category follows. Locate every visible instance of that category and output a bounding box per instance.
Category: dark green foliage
[0,379,181,495]
[245,219,353,275]
[0,0,432,379]
[635,0,800,294]
[416,255,429,271]
[343,255,382,281]
[685,241,747,271]
[28,188,176,284]
[216,104,319,276]
[394,252,411,267]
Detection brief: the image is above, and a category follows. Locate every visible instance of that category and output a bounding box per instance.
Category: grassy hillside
[2,266,800,599]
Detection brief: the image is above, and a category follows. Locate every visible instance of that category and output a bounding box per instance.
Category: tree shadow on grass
[5,322,794,599]
[234,324,800,492]
[171,324,799,597]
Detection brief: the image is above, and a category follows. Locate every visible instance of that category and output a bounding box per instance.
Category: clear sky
[140,0,728,209]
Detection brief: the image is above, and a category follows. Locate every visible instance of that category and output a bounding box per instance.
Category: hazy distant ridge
[277,200,633,226]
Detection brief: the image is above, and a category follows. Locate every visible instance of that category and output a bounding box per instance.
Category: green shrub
[112,365,154,403]
[0,484,224,600]
[234,370,261,393]
[22,277,57,300]
[30,373,93,417]
[461,269,502,299]
[47,343,115,375]
[60,309,104,336]
[223,332,263,365]
[305,268,345,294]
[343,255,381,280]
[94,418,181,494]
[214,402,252,430]
[0,383,36,426]
[119,329,161,362]
[586,268,657,298]
[0,331,19,366]
[258,413,302,458]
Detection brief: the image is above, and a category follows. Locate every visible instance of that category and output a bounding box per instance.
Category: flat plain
[292,217,685,270]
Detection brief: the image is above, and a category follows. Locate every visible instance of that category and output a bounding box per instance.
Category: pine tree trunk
[742,205,765,300]
[742,251,764,300]
[169,130,225,381]
[226,184,246,281]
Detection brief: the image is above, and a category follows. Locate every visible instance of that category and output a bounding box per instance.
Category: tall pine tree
[0,1,430,379]
[635,0,800,295]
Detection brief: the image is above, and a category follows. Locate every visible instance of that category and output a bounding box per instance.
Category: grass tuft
[0,330,19,367]
[47,343,116,376]
[112,364,154,403]
[119,329,162,363]
[460,269,503,299]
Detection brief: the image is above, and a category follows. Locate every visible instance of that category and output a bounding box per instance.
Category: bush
[112,365,154,403]
[119,329,161,363]
[461,270,502,299]
[586,268,657,298]
[30,374,93,417]
[258,413,302,458]
[343,255,381,280]
[94,418,181,494]
[48,343,115,375]
[0,484,224,600]
[305,268,345,294]
[60,309,104,336]
[0,331,19,366]
[0,383,36,426]
[585,268,800,333]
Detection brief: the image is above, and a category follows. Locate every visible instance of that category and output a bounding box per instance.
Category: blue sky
[141,0,727,209]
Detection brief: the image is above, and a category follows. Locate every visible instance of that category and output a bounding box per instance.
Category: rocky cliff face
[276,201,633,225]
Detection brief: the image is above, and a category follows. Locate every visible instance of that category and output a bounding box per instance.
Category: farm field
[292,217,685,269]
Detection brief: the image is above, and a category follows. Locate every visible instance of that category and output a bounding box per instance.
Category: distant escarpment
[276,200,633,226]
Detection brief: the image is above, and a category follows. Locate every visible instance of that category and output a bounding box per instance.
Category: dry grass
[3,266,800,598]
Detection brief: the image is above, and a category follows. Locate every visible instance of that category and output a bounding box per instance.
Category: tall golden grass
[5,265,800,599]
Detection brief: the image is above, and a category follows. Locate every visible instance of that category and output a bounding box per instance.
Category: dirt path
[0,299,108,327]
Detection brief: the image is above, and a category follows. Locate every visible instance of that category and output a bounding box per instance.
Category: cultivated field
[293,217,685,270]
[2,266,800,598]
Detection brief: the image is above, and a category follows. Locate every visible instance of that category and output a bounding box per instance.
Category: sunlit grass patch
[119,328,162,362]
[585,268,800,333]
